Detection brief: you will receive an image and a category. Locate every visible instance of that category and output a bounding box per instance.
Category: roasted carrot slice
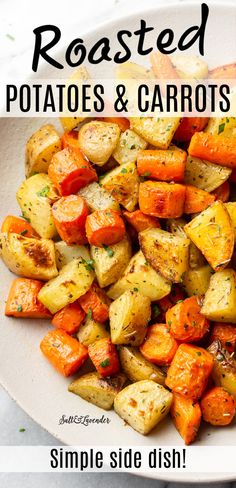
[158,286,186,318]
[61,130,79,150]
[166,343,214,401]
[1,215,39,238]
[211,181,230,203]
[174,117,209,142]
[123,210,160,233]
[52,195,88,245]
[137,148,186,182]
[85,209,125,247]
[210,322,236,354]
[40,329,88,377]
[51,302,85,335]
[201,386,235,426]
[140,324,178,366]
[171,393,201,445]
[79,282,111,323]
[150,52,180,80]
[184,185,215,214]
[188,132,236,168]
[88,338,120,377]
[139,181,186,218]
[209,63,236,80]
[5,278,51,318]
[48,147,98,196]
[166,296,210,342]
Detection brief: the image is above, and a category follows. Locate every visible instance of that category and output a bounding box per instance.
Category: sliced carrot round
[201,387,235,426]
[166,296,210,342]
[140,323,178,366]
[85,209,125,247]
[52,195,88,245]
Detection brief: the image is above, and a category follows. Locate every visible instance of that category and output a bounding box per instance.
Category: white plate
[0,2,236,483]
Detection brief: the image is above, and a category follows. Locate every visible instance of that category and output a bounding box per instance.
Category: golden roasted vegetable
[167,218,206,269]
[183,265,213,297]
[16,173,59,239]
[205,117,236,137]
[116,61,154,81]
[90,235,132,288]
[130,117,181,149]
[171,54,208,79]
[77,318,110,347]
[109,290,151,345]
[101,161,139,212]
[0,232,57,281]
[38,258,94,314]
[113,129,147,165]
[201,269,236,323]
[184,201,234,271]
[225,202,236,239]
[208,341,236,400]
[139,228,190,283]
[107,250,171,301]
[54,241,90,270]
[69,372,126,410]
[25,124,61,177]
[78,182,120,212]
[184,156,231,192]
[60,67,91,131]
[114,380,173,435]
[119,346,166,385]
[78,121,120,166]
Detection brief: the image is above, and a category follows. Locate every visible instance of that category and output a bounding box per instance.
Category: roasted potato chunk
[139,228,190,283]
[60,67,91,131]
[101,161,139,211]
[25,124,61,177]
[78,182,120,212]
[119,346,166,385]
[171,55,208,79]
[55,241,90,270]
[205,117,236,137]
[0,232,57,281]
[130,117,181,149]
[201,269,236,323]
[183,265,213,297]
[184,156,231,192]
[208,340,236,400]
[107,250,171,301]
[113,129,147,165]
[114,380,172,435]
[69,372,126,410]
[184,201,234,271]
[225,202,236,239]
[167,217,206,269]
[78,121,120,166]
[116,61,154,81]
[77,318,110,347]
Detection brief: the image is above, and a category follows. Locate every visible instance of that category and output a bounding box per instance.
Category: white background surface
[0,0,235,486]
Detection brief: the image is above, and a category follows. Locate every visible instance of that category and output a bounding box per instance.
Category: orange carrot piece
[139,181,186,218]
[158,286,186,315]
[174,117,209,142]
[5,278,51,319]
[48,147,98,196]
[98,117,130,132]
[123,209,160,233]
[166,296,210,342]
[211,181,230,203]
[150,52,180,80]
[52,195,88,245]
[140,324,178,366]
[166,343,214,401]
[210,322,236,354]
[184,185,215,214]
[188,132,236,168]
[51,302,85,335]
[1,215,39,238]
[79,282,111,323]
[209,63,236,80]
[137,149,186,182]
[61,130,79,151]
[171,393,202,445]
[200,386,235,426]
[88,338,120,377]
[85,209,125,247]
[40,329,88,377]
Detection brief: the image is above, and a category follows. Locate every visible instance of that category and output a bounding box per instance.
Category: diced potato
[130,117,181,149]
[184,156,231,192]
[183,265,213,297]
[225,202,236,239]
[113,129,147,165]
[69,372,126,410]
[107,250,171,301]
[171,55,208,79]
[116,61,154,81]
[109,290,151,345]
[90,235,132,288]
[205,117,236,137]
[184,201,234,271]
[101,161,139,211]
[201,269,236,323]
[208,341,236,400]
[119,346,166,385]
[25,124,61,177]
[139,228,189,283]
[77,318,110,347]
[78,182,120,212]
[55,241,90,270]
[60,67,91,131]
[78,121,120,166]
[167,218,206,269]
[38,258,94,314]
[0,232,57,281]
[114,380,173,435]
[16,173,59,239]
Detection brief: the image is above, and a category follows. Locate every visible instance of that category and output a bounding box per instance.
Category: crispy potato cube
[201,269,236,323]
[183,265,213,297]
[225,202,236,239]
[101,161,139,211]
[171,55,208,79]
[77,318,110,347]
[55,241,90,270]
[205,117,236,137]
[113,129,147,165]
[208,341,236,400]
[69,372,126,410]
[78,121,120,166]
[184,156,231,192]
[25,124,61,177]
[119,346,166,385]
[130,117,181,149]
[167,218,206,269]
[78,182,120,212]
[60,67,91,131]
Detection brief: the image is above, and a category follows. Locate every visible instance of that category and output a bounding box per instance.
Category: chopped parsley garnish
[17,305,23,312]
[133,287,139,292]
[152,304,161,318]
[100,358,110,368]
[84,259,95,272]
[121,168,128,174]
[103,244,114,257]
[37,186,50,198]
[196,351,202,356]
[19,428,25,432]
[20,229,28,236]
[87,308,93,320]
[218,123,225,135]
[21,212,30,223]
